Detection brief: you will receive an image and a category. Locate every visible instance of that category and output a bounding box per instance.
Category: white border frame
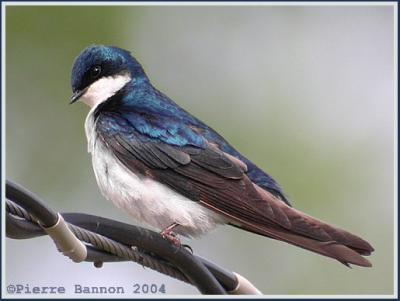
[1,1,397,299]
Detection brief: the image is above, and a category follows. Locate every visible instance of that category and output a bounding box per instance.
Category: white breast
[84,110,226,237]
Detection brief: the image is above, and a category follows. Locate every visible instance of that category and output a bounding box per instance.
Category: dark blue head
[70,45,147,103]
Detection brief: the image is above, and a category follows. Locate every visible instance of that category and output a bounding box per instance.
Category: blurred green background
[5,5,394,296]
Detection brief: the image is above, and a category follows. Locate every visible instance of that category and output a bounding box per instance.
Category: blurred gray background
[5,5,394,296]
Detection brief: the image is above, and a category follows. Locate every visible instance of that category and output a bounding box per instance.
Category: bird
[70,45,374,267]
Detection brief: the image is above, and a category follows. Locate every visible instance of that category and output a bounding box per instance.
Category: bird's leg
[160,222,181,246]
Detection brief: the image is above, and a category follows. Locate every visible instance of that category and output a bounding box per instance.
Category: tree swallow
[70,45,373,267]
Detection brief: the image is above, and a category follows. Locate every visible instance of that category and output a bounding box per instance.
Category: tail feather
[234,221,372,267]
[284,206,374,256]
[201,181,374,267]
[244,185,374,266]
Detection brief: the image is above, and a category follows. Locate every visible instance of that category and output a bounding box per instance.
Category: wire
[6,180,254,294]
[11,201,191,282]
[6,180,58,226]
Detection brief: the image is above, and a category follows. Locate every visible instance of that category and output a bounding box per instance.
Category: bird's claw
[160,231,181,246]
[160,223,181,246]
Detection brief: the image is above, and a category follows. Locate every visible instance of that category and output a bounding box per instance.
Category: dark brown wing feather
[100,132,374,267]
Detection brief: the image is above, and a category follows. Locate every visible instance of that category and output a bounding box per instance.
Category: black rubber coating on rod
[6,180,58,227]
[62,213,227,294]
[5,181,233,294]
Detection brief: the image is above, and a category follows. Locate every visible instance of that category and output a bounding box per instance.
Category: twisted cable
[6,199,190,284]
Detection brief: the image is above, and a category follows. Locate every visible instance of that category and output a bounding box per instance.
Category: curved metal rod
[6,207,239,290]
[5,180,228,294]
[61,212,231,294]
[6,207,191,284]
[6,180,58,226]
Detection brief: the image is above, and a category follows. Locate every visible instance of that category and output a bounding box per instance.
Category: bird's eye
[90,65,102,78]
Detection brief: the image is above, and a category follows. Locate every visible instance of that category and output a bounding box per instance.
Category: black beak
[70,87,88,104]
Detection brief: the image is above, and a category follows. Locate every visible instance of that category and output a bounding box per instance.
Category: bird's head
[70,45,147,107]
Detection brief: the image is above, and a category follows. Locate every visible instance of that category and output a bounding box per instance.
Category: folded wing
[96,112,374,267]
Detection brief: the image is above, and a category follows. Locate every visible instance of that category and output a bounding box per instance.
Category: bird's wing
[96,111,373,267]
[106,95,291,205]
[193,126,291,205]
[96,112,289,227]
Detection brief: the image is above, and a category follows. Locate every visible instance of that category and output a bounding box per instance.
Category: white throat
[81,72,131,108]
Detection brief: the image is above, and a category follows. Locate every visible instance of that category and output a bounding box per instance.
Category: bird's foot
[161,232,181,246]
[160,223,181,246]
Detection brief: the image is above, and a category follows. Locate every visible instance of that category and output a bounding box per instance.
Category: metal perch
[6,179,261,295]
